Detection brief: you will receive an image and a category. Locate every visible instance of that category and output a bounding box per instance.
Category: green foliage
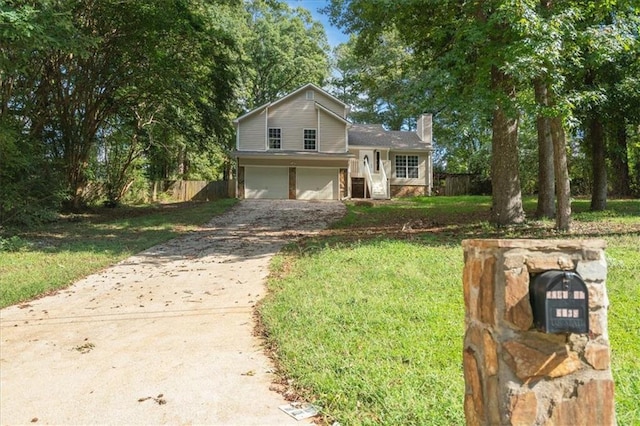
[0,235,29,252]
[239,0,331,109]
[0,120,65,227]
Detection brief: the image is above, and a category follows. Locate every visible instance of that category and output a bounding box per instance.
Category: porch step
[371,181,387,199]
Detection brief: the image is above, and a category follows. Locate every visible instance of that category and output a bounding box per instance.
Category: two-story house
[233,83,433,200]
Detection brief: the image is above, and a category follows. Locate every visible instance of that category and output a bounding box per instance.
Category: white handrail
[363,157,373,197]
[379,158,388,197]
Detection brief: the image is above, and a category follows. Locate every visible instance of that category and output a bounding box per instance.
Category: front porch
[349,157,390,199]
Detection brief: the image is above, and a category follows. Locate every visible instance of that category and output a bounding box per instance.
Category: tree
[239,0,330,109]
[2,0,242,209]
[330,31,430,130]
[327,0,527,225]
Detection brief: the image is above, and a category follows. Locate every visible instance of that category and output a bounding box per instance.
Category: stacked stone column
[462,239,615,425]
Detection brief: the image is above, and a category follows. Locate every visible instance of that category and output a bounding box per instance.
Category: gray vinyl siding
[237,87,348,153]
[268,95,318,151]
[390,152,427,186]
[314,91,347,117]
[238,109,266,151]
[319,112,347,153]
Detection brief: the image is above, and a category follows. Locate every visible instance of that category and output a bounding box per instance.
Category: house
[233,83,433,200]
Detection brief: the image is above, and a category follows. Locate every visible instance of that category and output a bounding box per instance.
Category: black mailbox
[529,271,589,334]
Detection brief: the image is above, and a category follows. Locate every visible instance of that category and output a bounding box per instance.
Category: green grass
[260,196,640,425]
[0,199,237,308]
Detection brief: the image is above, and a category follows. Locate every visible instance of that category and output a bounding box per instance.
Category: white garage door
[245,167,289,199]
[296,168,339,200]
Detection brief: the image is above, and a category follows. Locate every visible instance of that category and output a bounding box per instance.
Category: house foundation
[461,239,615,425]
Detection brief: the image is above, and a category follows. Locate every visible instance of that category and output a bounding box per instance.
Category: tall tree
[330,31,429,130]
[2,0,242,209]
[327,0,527,225]
[240,0,330,109]
[533,79,555,219]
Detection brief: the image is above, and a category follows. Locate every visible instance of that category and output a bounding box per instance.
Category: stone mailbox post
[462,239,615,425]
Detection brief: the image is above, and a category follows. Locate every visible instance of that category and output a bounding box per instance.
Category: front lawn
[0,199,237,308]
[260,196,640,425]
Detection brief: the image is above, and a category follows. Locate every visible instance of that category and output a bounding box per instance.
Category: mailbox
[529,271,589,334]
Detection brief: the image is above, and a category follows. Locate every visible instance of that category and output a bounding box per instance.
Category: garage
[244,166,288,199]
[296,167,339,200]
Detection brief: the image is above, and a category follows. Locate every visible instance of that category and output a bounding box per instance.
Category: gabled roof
[348,124,430,150]
[315,101,348,124]
[234,83,347,124]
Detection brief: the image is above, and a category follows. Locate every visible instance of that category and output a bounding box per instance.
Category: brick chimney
[416,113,432,144]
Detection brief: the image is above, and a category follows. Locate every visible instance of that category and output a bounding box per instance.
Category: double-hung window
[303,129,317,150]
[268,128,281,149]
[395,155,419,178]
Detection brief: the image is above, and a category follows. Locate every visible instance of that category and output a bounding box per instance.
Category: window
[395,155,419,178]
[375,151,381,172]
[268,128,281,149]
[304,129,317,150]
[306,90,314,100]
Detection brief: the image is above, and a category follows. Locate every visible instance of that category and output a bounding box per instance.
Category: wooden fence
[434,173,476,196]
[152,180,236,202]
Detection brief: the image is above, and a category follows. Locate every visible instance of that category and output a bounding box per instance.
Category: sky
[285,0,349,48]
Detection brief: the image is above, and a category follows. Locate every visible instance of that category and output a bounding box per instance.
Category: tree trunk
[588,114,607,210]
[534,79,555,218]
[550,116,571,231]
[490,67,525,226]
[610,120,630,197]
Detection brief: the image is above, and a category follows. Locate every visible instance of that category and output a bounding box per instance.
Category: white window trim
[395,154,419,179]
[268,127,282,150]
[303,128,317,151]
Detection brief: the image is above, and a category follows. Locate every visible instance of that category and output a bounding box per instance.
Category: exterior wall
[319,112,347,153]
[237,88,347,154]
[390,151,428,187]
[339,168,348,199]
[390,185,427,198]
[268,94,318,151]
[237,109,266,151]
[288,167,296,200]
[237,166,245,199]
[349,148,390,177]
[239,158,348,168]
[314,91,347,117]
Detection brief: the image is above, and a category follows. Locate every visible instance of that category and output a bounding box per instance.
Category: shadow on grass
[14,200,239,256]
[288,196,640,256]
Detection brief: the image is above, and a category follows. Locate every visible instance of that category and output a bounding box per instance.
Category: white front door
[359,149,374,175]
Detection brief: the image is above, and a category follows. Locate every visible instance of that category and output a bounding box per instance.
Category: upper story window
[268,128,281,149]
[395,155,419,178]
[306,90,314,100]
[303,129,317,150]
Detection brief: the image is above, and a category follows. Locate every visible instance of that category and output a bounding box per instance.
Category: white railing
[379,158,388,198]
[363,157,389,199]
[363,157,373,197]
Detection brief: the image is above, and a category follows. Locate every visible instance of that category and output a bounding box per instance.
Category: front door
[359,149,374,175]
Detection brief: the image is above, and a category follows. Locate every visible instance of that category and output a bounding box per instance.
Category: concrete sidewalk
[0,200,345,425]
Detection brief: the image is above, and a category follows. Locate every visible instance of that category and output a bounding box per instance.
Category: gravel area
[0,200,346,425]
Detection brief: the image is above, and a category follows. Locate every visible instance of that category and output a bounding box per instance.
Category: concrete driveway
[0,200,346,425]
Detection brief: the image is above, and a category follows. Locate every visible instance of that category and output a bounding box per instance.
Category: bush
[0,235,30,252]
[0,121,65,228]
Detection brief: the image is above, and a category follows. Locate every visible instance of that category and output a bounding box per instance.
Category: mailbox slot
[529,270,589,334]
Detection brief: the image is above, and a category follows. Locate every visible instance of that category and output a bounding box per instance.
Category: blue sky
[285,0,349,48]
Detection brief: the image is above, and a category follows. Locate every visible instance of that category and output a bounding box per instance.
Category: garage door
[245,167,289,199]
[296,168,338,200]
